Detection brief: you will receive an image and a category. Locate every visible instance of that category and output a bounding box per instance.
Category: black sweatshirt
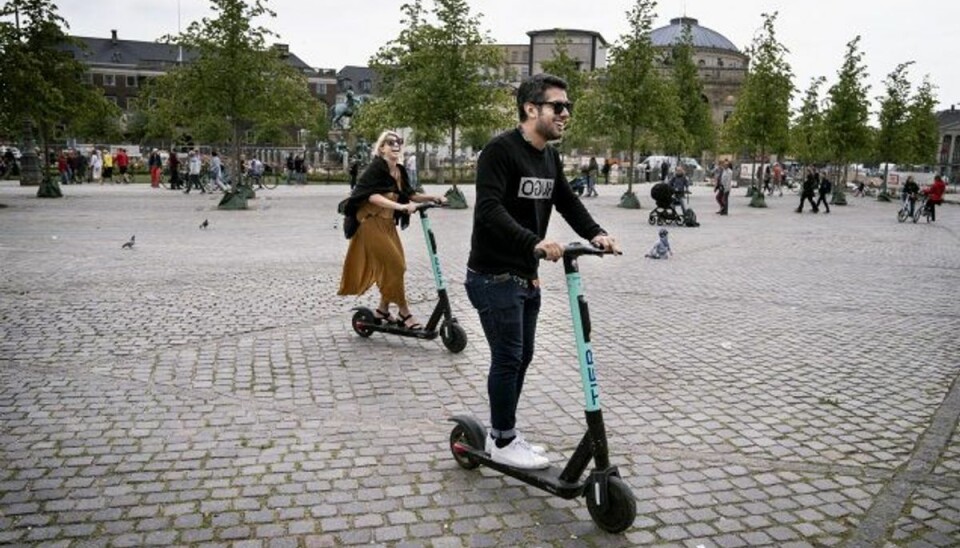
[468,128,605,279]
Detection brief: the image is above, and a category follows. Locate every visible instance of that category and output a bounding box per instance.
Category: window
[511,51,519,63]
[359,79,371,93]
[520,66,529,78]
[82,72,93,84]
[317,83,327,95]
[103,74,116,86]
[126,75,137,88]
[717,58,725,67]
[698,59,705,67]
[950,135,960,164]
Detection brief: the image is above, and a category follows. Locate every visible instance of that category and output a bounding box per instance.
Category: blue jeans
[464,269,541,437]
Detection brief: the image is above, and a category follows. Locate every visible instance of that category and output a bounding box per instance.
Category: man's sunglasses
[385,138,404,147]
[535,101,574,115]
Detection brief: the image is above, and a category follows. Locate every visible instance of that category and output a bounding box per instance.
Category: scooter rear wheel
[449,423,482,470]
[351,309,375,338]
[440,320,467,353]
[586,476,637,534]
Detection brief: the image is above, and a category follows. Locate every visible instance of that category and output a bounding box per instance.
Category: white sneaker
[485,433,546,455]
[490,437,550,470]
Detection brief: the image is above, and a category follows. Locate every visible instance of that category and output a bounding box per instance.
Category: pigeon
[200,219,209,229]
[121,235,135,249]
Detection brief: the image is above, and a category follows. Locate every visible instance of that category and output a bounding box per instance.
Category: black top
[468,128,604,279]
[345,156,415,229]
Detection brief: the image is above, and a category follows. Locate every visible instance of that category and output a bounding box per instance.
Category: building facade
[65,30,338,113]
[649,17,749,126]
[937,106,960,182]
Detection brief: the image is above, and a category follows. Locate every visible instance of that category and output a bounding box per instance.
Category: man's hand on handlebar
[590,233,621,254]
[534,240,564,262]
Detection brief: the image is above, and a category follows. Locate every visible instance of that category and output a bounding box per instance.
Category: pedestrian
[586,156,599,197]
[668,165,690,217]
[349,157,360,190]
[209,150,227,191]
[90,149,103,184]
[644,228,673,259]
[167,149,181,190]
[718,160,732,215]
[294,155,305,185]
[338,130,447,329]
[405,152,418,189]
[601,158,611,185]
[921,174,947,221]
[660,159,670,182]
[464,73,619,470]
[184,150,204,193]
[115,148,130,183]
[102,149,113,182]
[901,176,919,216]
[772,162,784,196]
[814,173,832,213]
[285,153,295,184]
[57,151,69,185]
[797,166,820,213]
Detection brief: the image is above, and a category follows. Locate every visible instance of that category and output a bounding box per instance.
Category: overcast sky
[56,0,958,113]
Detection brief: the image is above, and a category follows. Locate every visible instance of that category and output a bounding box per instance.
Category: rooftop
[650,17,741,53]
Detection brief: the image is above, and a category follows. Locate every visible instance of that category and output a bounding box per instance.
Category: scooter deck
[452,443,585,499]
[356,321,439,340]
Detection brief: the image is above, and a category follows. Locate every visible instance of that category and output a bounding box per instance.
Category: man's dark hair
[516,73,568,122]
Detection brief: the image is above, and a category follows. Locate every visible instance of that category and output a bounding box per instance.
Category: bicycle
[912,195,931,224]
[897,194,918,223]
[245,168,280,190]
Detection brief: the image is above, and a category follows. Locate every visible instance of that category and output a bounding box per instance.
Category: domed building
[650,17,748,126]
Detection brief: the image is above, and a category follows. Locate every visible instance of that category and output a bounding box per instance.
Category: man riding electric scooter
[463,73,620,470]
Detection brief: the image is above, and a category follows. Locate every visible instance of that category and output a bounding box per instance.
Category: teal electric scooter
[350,202,467,353]
[448,242,636,533]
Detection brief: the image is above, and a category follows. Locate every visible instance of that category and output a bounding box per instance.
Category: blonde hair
[372,130,400,159]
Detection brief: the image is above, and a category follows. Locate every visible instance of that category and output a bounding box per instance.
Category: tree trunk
[877,164,891,201]
[218,122,249,210]
[35,127,62,198]
[619,127,640,209]
[749,148,768,208]
[832,162,848,205]
[444,121,468,209]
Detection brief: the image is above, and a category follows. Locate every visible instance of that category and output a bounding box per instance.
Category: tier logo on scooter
[518,178,554,200]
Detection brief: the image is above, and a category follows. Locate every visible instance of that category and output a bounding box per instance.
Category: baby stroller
[648,182,686,226]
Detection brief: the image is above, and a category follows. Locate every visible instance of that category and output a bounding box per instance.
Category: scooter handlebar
[534,242,622,260]
[414,201,446,213]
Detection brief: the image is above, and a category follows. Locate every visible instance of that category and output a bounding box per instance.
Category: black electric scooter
[448,242,636,533]
[350,202,467,353]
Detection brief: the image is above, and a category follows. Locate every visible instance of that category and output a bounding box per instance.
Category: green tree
[143,0,320,205]
[875,62,913,200]
[903,76,939,166]
[723,12,793,208]
[594,0,671,208]
[823,36,871,205]
[667,22,715,160]
[540,31,596,153]
[0,0,120,196]
[371,0,507,207]
[791,76,828,166]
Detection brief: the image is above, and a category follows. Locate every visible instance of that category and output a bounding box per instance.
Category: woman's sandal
[374,308,395,324]
[398,313,422,331]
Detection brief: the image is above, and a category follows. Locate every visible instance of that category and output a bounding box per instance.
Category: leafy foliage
[0,0,120,146]
[823,36,871,171]
[591,0,672,190]
[724,12,793,167]
[370,0,509,185]
[139,0,321,166]
[791,76,828,164]
[903,77,938,165]
[875,62,913,165]
[666,22,714,157]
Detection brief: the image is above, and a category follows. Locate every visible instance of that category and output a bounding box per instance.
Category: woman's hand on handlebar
[534,240,564,262]
[402,202,419,214]
[591,233,621,254]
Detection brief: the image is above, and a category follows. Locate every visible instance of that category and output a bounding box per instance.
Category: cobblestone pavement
[1,182,958,547]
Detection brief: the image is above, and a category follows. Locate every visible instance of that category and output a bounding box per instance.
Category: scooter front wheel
[440,320,467,353]
[586,476,637,534]
[897,209,907,223]
[351,308,375,338]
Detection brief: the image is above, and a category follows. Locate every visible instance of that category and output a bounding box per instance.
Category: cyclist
[901,176,920,217]
[921,174,946,222]
[248,157,265,188]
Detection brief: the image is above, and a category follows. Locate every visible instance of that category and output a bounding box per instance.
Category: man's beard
[535,117,564,142]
